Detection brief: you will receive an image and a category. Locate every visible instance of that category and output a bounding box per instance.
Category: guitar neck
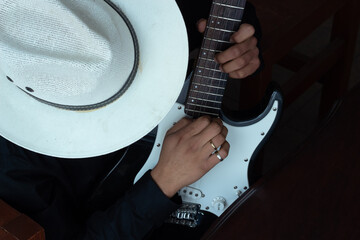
[185,0,246,118]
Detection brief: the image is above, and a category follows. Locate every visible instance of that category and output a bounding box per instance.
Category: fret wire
[185,105,220,114]
[187,103,221,110]
[196,65,222,73]
[204,37,231,44]
[191,85,225,97]
[202,47,222,53]
[193,74,227,82]
[213,0,246,5]
[192,83,225,90]
[198,58,216,63]
[191,85,225,96]
[187,101,222,109]
[189,97,222,104]
[188,92,223,102]
[187,98,222,108]
[213,2,244,10]
[190,90,224,97]
[195,71,225,80]
[209,14,243,22]
[185,0,246,117]
[185,109,219,117]
[207,26,236,33]
[195,63,224,71]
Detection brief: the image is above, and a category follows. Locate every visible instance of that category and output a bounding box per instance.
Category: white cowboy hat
[0,0,188,158]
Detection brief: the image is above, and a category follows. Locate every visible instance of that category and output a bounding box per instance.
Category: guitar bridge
[166,203,203,228]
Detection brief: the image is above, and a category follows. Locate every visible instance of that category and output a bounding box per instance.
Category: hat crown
[0,0,137,109]
[0,0,188,158]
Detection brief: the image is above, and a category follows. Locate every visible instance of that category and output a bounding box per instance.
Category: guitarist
[0,0,262,239]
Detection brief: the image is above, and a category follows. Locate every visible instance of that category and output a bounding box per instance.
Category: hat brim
[0,0,188,158]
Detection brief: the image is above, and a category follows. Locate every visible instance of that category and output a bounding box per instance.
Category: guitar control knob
[212,196,226,211]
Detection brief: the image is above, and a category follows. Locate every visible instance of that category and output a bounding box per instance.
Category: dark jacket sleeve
[79,171,179,239]
[0,137,179,240]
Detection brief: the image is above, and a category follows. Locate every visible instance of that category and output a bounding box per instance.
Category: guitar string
[203,0,221,117]
[214,0,244,115]
[206,0,240,117]
[202,0,227,117]
[194,0,229,117]
[191,0,243,117]
[203,0,221,114]
[192,0,221,117]
[211,0,226,116]
[210,0,243,116]
[215,0,228,115]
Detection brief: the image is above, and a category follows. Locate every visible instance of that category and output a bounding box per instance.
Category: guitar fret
[185,109,219,117]
[209,14,243,22]
[185,0,246,118]
[193,74,227,82]
[190,90,223,97]
[198,57,216,63]
[207,26,236,33]
[189,97,222,104]
[213,2,244,10]
[204,37,231,43]
[193,82,225,90]
[187,103,221,110]
[202,47,222,53]
[197,65,222,73]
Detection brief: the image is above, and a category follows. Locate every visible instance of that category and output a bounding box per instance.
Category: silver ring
[216,152,223,161]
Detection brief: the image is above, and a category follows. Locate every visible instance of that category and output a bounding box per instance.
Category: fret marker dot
[203,52,207,55]
[198,70,202,73]
[217,21,220,24]
[192,100,194,102]
[211,20,214,23]
[195,86,198,89]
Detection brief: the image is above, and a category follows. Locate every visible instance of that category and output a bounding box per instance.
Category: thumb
[196,18,207,33]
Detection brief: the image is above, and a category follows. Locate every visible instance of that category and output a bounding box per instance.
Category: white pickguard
[134,99,280,217]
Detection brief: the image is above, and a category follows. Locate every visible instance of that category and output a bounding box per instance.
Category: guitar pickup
[166,203,202,228]
[178,186,204,200]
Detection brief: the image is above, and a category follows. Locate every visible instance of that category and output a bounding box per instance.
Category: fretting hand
[197,19,260,79]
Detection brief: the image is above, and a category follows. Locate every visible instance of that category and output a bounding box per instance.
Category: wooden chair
[0,199,45,240]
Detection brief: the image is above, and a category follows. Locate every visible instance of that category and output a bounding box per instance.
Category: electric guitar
[134,0,282,227]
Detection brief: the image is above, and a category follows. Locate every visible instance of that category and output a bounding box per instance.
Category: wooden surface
[0,199,45,240]
[202,83,360,239]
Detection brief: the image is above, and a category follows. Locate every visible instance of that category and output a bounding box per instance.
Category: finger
[220,47,259,74]
[215,36,257,64]
[195,118,224,144]
[207,141,230,168]
[197,18,207,33]
[229,59,261,79]
[166,117,192,135]
[212,117,223,127]
[230,24,255,44]
[203,125,228,154]
[176,115,212,137]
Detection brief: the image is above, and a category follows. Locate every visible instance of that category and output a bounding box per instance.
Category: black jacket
[0,1,262,239]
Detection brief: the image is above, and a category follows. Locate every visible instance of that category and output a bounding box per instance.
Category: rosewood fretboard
[185,0,246,118]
